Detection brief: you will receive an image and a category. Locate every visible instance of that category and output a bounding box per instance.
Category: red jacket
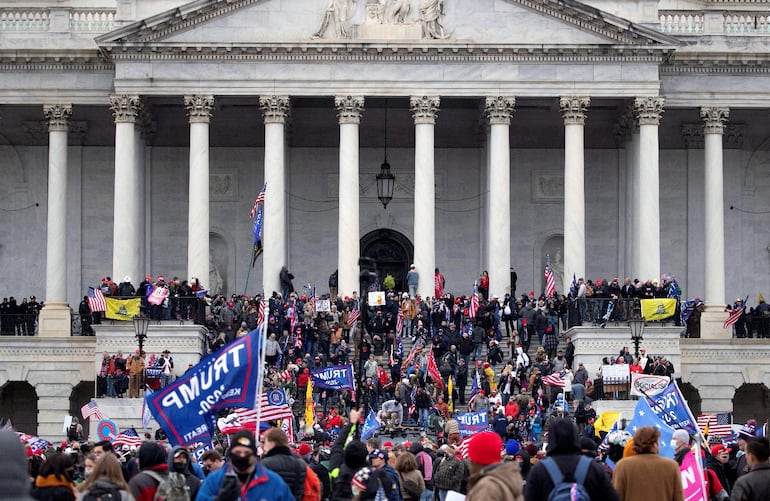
[128,464,169,501]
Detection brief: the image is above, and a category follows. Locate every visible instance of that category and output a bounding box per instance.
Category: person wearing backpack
[465,431,522,501]
[128,441,190,501]
[167,447,201,500]
[523,418,618,501]
[77,453,132,501]
[433,445,464,500]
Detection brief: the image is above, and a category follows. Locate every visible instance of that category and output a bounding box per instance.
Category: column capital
[334,96,364,124]
[259,95,290,124]
[633,96,665,126]
[700,107,729,135]
[484,96,515,125]
[43,104,72,132]
[559,96,590,125]
[184,95,214,123]
[109,94,141,124]
[410,96,440,124]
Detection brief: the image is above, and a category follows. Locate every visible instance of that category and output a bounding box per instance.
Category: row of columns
[40,96,729,321]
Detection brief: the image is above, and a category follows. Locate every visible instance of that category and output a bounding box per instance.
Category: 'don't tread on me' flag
[640,298,677,321]
[105,297,141,321]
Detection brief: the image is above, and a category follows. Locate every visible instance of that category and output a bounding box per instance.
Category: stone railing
[660,10,770,34]
[0,9,49,31]
[70,10,115,32]
[0,8,115,33]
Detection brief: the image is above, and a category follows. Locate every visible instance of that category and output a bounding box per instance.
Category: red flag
[427,350,444,390]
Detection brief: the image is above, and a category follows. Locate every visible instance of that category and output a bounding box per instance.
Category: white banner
[314,299,331,312]
[368,291,386,306]
[630,373,670,397]
[602,364,630,383]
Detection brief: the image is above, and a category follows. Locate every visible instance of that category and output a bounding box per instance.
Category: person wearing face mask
[31,452,77,501]
[196,429,293,501]
[671,429,692,466]
[76,453,132,500]
[168,447,201,500]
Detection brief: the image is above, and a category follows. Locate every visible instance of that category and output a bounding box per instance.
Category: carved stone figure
[389,0,412,24]
[314,0,357,39]
[419,0,449,39]
[209,251,224,297]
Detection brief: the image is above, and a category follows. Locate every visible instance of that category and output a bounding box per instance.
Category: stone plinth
[37,303,72,337]
[698,305,733,339]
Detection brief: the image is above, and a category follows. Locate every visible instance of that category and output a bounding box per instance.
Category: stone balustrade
[660,10,770,34]
[0,8,114,33]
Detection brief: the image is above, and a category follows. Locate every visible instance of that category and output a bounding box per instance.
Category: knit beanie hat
[505,439,520,456]
[138,441,167,470]
[352,466,373,493]
[344,440,369,469]
[445,419,460,436]
[467,431,503,466]
[231,430,257,454]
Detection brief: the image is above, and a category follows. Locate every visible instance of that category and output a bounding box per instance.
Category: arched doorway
[360,229,414,292]
[678,381,702,416]
[0,382,38,435]
[70,382,95,439]
[733,383,770,425]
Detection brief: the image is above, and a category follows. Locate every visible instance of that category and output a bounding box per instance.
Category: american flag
[249,182,267,219]
[219,396,293,435]
[87,287,106,312]
[544,254,556,298]
[257,299,266,326]
[400,339,423,376]
[467,373,481,411]
[426,350,444,390]
[113,429,143,448]
[724,298,747,329]
[542,371,566,388]
[80,400,105,421]
[469,283,480,319]
[457,435,472,459]
[396,308,404,336]
[348,309,361,326]
[697,413,733,438]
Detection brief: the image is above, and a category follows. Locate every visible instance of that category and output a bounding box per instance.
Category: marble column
[410,96,440,299]
[334,96,364,298]
[634,97,664,282]
[485,97,515,298]
[184,95,214,287]
[630,120,641,277]
[699,107,731,339]
[259,96,290,297]
[560,97,590,282]
[38,104,72,337]
[109,95,142,289]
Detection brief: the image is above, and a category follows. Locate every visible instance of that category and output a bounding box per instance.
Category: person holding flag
[611,426,682,501]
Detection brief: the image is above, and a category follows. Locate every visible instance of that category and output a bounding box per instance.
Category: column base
[699,305,732,340]
[38,303,72,337]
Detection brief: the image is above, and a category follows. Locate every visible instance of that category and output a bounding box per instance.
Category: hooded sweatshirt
[167,445,201,500]
[0,431,36,501]
[128,442,170,501]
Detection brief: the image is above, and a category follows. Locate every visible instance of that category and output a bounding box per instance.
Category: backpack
[143,470,191,501]
[399,473,422,500]
[541,456,592,501]
[82,484,122,501]
[433,454,463,491]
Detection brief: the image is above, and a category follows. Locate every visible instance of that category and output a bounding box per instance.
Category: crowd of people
[0,296,41,336]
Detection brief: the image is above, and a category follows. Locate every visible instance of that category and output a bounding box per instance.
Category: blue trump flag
[457,411,488,437]
[626,395,678,459]
[144,327,262,447]
[311,364,356,392]
[644,382,699,434]
[361,409,381,440]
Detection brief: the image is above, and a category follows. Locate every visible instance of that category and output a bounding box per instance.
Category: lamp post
[376,100,395,209]
[133,315,150,355]
[628,316,645,360]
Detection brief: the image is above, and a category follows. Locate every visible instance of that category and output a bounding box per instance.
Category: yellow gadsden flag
[305,380,315,428]
[447,377,454,413]
[640,298,677,321]
[594,411,622,438]
[105,297,141,321]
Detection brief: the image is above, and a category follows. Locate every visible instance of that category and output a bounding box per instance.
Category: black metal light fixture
[133,315,150,355]
[376,100,395,209]
[628,316,645,359]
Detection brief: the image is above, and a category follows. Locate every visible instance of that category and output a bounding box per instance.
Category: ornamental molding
[334,96,365,124]
[634,96,665,126]
[42,104,72,132]
[484,96,516,125]
[410,96,440,124]
[259,95,290,124]
[700,106,729,134]
[109,94,142,123]
[559,96,590,125]
[184,95,215,123]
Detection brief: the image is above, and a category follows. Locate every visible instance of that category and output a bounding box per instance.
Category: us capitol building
[0,0,768,440]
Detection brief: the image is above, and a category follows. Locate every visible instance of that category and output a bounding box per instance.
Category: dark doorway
[0,382,38,435]
[70,381,95,439]
[733,383,770,425]
[360,229,414,292]
[678,381,702,417]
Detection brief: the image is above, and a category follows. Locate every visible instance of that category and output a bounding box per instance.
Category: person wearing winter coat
[76,454,132,501]
[524,419,619,501]
[260,428,309,501]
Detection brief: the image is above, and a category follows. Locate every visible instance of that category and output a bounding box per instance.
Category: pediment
[97,0,678,51]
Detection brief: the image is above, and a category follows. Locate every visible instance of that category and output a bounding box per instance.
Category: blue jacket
[195,462,293,501]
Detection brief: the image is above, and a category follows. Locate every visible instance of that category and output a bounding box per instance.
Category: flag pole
[255,298,268,434]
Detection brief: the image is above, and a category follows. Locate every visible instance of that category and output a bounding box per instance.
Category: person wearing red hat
[465,431,523,500]
[705,444,732,498]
